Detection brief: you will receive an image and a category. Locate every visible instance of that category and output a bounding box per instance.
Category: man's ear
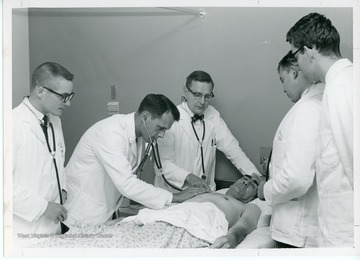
[141,111,151,121]
[181,86,188,102]
[34,85,45,99]
[291,66,299,79]
[303,46,316,62]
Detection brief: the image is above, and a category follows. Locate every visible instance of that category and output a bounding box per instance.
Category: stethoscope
[23,101,65,204]
[191,115,207,180]
[137,118,183,191]
[23,101,70,234]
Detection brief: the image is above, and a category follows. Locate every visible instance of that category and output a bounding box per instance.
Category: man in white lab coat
[257,51,324,248]
[12,62,75,244]
[286,12,353,247]
[64,94,207,226]
[154,70,260,192]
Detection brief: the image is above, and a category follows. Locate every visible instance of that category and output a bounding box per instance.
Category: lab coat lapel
[129,139,138,163]
[30,120,48,144]
[180,119,200,145]
[202,108,215,144]
[21,103,48,145]
[178,104,200,146]
[294,83,324,109]
[127,113,140,171]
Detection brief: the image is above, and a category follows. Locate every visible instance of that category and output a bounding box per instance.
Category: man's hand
[257,180,266,201]
[210,235,237,248]
[184,173,211,192]
[43,202,68,224]
[172,187,208,203]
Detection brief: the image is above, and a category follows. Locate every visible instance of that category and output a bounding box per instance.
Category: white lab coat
[154,102,260,192]
[64,113,172,226]
[264,83,324,247]
[12,98,65,237]
[316,58,353,247]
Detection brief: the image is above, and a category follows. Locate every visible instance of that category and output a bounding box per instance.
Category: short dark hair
[277,51,296,73]
[286,12,341,58]
[31,62,74,91]
[138,94,180,121]
[186,70,214,89]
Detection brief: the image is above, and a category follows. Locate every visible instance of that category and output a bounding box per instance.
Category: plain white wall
[12,7,353,183]
[12,9,30,103]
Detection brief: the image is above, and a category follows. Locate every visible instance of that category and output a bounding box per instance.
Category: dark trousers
[276,241,299,248]
[61,222,70,234]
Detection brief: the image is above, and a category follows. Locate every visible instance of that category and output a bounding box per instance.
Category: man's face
[142,111,174,142]
[225,175,259,203]
[184,80,213,115]
[279,68,301,103]
[41,77,74,116]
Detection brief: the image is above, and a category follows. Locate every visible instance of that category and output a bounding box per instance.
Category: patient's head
[225,175,259,203]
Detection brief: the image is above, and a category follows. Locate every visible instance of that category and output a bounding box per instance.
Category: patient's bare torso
[185,193,246,227]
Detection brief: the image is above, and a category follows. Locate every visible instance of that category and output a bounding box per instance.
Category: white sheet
[121,201,228,243]
[236,227,276,248]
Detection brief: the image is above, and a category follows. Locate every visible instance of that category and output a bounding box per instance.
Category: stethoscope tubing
[152,140,183,191]
[23,101,64,205]
[140,119,183,191]
[191,119,206,179]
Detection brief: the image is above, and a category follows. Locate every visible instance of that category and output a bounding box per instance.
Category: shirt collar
[127,112,137,144]
[181,101,195,118]
[301,80,321,98]
[325,58,352,84]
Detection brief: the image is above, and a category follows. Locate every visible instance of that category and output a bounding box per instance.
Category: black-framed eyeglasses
[42,86,75,103]
[287,46,304,63]
[186,85,214,101]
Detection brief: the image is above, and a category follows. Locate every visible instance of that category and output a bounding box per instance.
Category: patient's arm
[210,203,260,248]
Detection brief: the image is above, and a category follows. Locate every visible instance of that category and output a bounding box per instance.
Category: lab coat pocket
[210,136,217,155]
[57,142,65,160]
[318,130,339,168]
[272,201,299,235]
[272,140,285,171]
[72,192,108,225]
[319,191,353,243]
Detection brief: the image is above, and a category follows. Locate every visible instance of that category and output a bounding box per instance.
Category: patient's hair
[138,94,180,121]
[277,51,296,73]
[186,70,214,89]
[226,175,258,203]
[286,12,341,58]
[31,62,74,91]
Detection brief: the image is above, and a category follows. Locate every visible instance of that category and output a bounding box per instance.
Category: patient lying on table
[184,174,261,248]
[32,175,261,248]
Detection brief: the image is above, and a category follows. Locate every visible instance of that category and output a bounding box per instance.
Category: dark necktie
[191,114,204,123]
[41,115,49,142]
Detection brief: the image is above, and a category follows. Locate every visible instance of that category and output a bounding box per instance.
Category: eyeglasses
[186,85,214,101]
[42,86,75,103]
[287,46,304,63]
